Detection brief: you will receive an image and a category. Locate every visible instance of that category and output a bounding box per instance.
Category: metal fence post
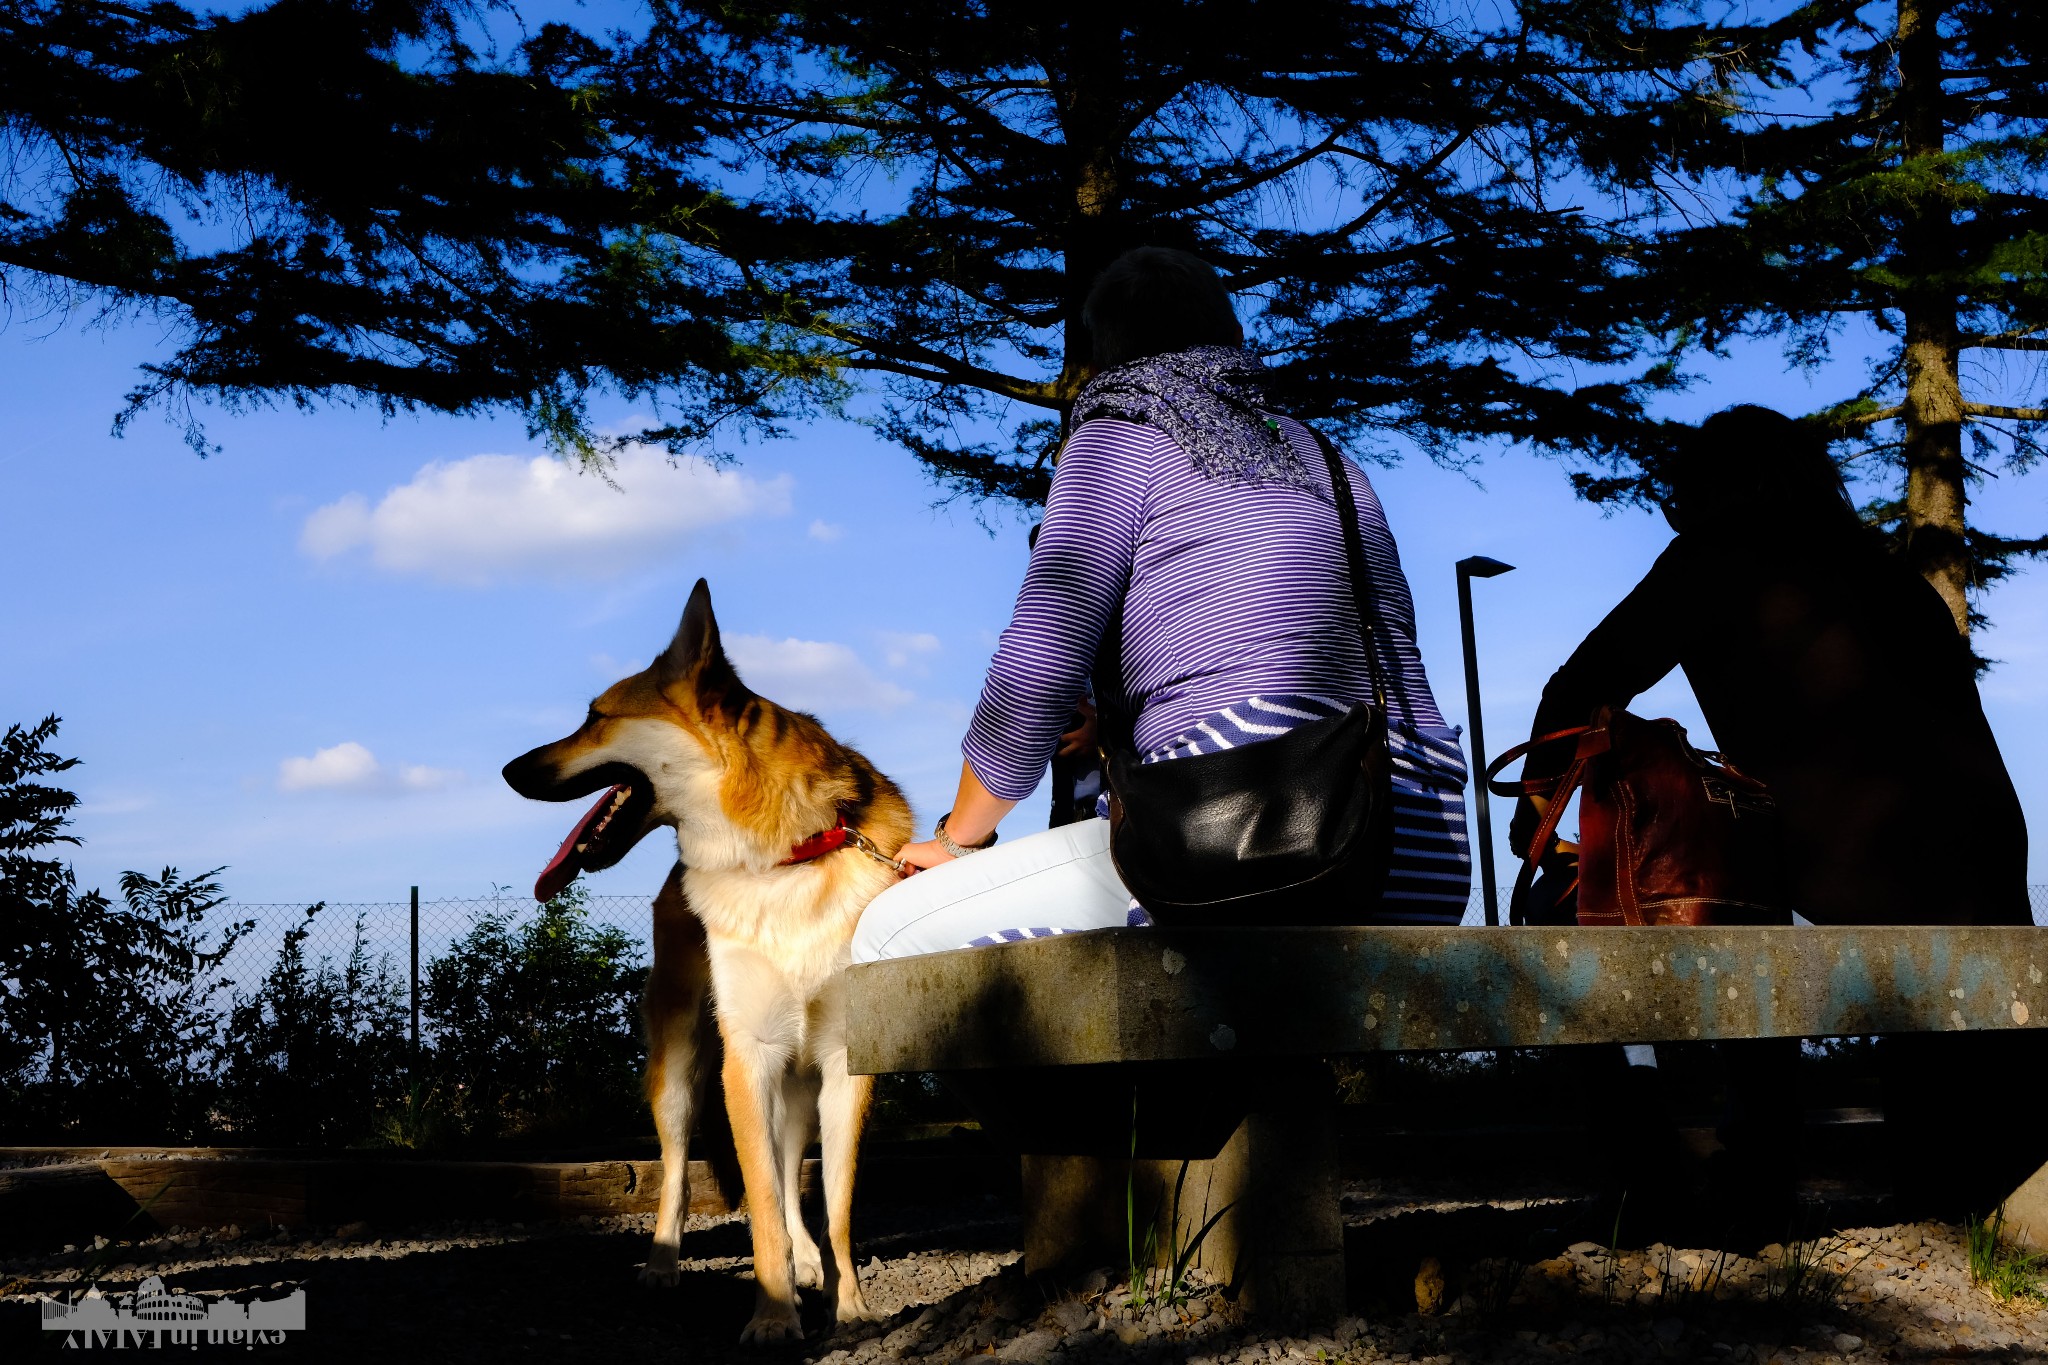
[409,885,421,1066]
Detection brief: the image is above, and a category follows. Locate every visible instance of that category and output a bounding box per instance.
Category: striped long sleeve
[961,416,1448,802]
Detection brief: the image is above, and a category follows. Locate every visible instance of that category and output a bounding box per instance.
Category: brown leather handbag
[1485,707,1787,927]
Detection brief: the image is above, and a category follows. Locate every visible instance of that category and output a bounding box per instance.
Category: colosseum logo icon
[40,1275,306,1348]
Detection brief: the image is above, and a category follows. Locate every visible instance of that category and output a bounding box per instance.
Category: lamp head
[1456,555,1515,579]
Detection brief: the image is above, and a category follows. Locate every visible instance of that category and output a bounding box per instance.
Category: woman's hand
[894,760,1018,876]
[893,838,954,875]
[1056,698,1099,757]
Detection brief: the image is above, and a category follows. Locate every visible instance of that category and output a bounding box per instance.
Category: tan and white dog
[503,580,913,1343]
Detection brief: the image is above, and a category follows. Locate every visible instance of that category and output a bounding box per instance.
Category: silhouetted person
[1513,404,2034,1233]
[1512,404,2028,927]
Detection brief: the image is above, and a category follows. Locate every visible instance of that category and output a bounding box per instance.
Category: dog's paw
[792,1246,826,1291]
[738,1305,805,1346]
[832,1294,876,1326]
[636,1263,681,1289]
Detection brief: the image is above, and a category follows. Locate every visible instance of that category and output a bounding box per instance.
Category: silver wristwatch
[935,812,996,858]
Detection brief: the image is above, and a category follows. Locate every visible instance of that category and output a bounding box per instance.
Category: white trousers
[850,819,1135,963]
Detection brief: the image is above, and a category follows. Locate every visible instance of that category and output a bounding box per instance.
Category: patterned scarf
[1068,345,1313,492]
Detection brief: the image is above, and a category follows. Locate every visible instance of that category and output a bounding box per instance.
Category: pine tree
[0,0,810,460]
[613,0,1667,502]
[1540,0,2048,634]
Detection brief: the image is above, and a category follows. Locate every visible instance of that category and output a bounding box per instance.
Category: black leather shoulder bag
[1102,429,1398,926]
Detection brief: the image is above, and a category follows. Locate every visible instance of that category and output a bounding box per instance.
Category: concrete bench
[846,924,2048,1320]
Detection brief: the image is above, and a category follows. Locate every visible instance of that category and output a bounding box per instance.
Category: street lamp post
[1456,556,1515,925]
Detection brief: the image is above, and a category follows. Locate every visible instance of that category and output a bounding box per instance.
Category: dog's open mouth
[535,779,655,902]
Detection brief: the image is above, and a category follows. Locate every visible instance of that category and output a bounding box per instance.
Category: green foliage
[0,716,249,1141]
[372,1079,460,1151]
[1761,1234,1863,1313]
[5,0,1682,495]
[1967,1206,2048,1303]
[0,0,798,462]
[1531,0,2048,620]
[0,717,652,1147]
[421,885,648,1141]
[622,0,1665,501]
[215,905,413,1146]
[1121,1095,1231,1311]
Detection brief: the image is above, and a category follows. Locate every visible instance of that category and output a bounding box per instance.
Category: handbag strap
[1308,426,1392,711]
[1482,725,1599,798]
[1099,417,1397,753]
[1496,725,1610,916]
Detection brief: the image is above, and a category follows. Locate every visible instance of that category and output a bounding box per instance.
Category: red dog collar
[781,817,907,875]
[783,820,853,864]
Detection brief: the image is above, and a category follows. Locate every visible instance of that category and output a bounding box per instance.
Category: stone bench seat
[847,925,2048,1320]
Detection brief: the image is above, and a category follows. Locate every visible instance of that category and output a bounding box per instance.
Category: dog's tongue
[535,784,628,902]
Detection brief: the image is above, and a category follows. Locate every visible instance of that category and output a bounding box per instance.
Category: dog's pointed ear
[657,579,724,687]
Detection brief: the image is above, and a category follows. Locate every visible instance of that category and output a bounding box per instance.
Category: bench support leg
[1021,1101,1343,1323]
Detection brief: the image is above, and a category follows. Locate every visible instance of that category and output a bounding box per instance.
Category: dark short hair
[1082,247,1243,370]
[1670,405,1860,535]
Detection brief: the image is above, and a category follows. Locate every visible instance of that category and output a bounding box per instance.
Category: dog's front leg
[817,1052,875,1324]
[641,867,712,1288]
[781,1069,825,1289]
[722,1025,804,1344]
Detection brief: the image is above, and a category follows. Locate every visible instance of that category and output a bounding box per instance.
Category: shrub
[0,717,249,1141]
[215,905,412,1145]
[421,886,647,1142]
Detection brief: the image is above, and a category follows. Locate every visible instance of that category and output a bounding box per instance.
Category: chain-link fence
[213,882,2048,1013]
[209,894,658,1045]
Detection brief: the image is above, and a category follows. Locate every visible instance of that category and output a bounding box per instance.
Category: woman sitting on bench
[854,247,1470,962]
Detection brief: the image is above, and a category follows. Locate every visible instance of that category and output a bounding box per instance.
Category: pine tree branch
[1960,326,2048,352]
[1841,404,1903,426]
[830,326,1068,408]
[1162,131,1350,213]
[1964,404,2048,422]
[1223,128,1475,291]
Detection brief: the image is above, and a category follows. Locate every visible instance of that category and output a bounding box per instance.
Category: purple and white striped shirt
[962,416,1449,802]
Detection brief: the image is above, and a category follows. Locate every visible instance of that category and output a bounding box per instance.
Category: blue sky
[7,311,2046,907]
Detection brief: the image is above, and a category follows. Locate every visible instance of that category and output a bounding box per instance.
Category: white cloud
[726,635,914,712]
[300,445,792,585]
[878,630,942,672]
[590,652,646,680]
[278,741,463,795]
[808,519,845,542]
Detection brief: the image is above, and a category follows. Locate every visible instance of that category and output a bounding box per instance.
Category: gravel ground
[4,1199,2044,1362]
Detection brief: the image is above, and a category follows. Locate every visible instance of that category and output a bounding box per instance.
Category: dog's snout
[501,747,557,799]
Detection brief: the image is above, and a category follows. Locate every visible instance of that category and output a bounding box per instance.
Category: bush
[216,904,413,1145]
[3,715,655,1147]
[0,717,249,1141]
[422,885,647,1142]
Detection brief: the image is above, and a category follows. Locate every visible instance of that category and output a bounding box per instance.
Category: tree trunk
[1054,19,1127,399]
[1896,0,1971,635]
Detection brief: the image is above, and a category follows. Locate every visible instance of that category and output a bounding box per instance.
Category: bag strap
[1100,418,1394,753]
[1499,725,1610,914]
[1308,426,1391,711]
[1482,725,1599,798]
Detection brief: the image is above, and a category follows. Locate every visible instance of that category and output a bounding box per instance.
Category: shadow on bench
[848,925,2048,1323]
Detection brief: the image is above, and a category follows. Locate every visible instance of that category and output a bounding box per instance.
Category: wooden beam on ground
[845,925,2048,1073]
[0,1157,775,1250]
